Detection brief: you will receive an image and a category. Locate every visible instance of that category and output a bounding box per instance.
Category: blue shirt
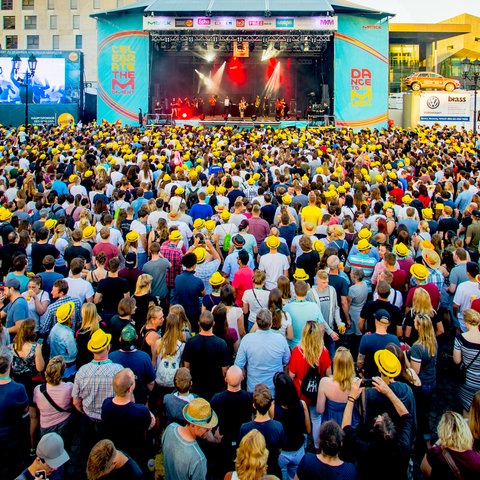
[455,189,474,212]
[5,297,29,329]
[51,180,69,196]
[131,197,148,218]
[189,203,214,221]
[173,270,205,318]
[235,329,291,392]
[222,250,255,282]
[284,300,329,349]
[49,323,78,377]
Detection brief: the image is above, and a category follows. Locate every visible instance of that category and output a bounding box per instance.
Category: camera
[361,378,373,388]
[195,233,205,244]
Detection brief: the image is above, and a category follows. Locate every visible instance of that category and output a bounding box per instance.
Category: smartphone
[361,378,373,388]
[35,471,47,479]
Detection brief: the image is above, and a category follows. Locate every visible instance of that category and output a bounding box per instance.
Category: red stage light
[182,112,187,119]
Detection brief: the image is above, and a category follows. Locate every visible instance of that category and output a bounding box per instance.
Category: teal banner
[97,15,149,125]
[334,15,389,130]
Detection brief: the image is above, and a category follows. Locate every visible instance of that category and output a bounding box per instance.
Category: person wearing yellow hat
[73,328,123,423]
[192,235,223,293]
[345,238,377,292]
[259,235,290,290]
[48,301,77,377]
[82,225,96,240]
[293,268,309,281]
[44,218,58,231]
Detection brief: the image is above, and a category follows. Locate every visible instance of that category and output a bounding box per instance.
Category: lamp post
[462,57,480,136]
[12,54,37,127]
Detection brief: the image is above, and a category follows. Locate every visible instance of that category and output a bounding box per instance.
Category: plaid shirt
[40,295,83,336]
[160,242,183,288]
[411,267,445,292]
[244,186,259,202]
[72,360,123,420]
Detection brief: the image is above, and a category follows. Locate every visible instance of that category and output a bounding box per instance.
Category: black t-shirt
[108,316,133,351]
[31,243,60,274]
[182,334,230,400]
[210,389,254,444]
[437,217,460,234]
[101,400,151,465]
[360,299,402,335]
[101,455,145,480]
[133,294,160,333]
[296,453,359,480]
[261,204,277,226]
[0,244,26,276]
[97,277,130,314]
[297,251,320,286]
[64,245,92,267]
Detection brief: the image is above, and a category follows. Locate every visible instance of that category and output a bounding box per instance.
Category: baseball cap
[374,309,391,324]
[125,252,137,269]
[472,210,480,218]
[36,433,69,469]
[5,278,20,290]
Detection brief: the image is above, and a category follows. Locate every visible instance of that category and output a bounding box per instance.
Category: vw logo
[426,96,440,109]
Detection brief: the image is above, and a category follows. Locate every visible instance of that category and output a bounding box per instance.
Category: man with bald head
[101,368,155,474]
[210,366,254,477]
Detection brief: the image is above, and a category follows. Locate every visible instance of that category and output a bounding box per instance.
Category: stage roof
[389,23,471,44]
[93,0,393,18]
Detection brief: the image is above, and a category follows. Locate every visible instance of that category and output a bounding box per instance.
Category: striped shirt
[72,359,123,420]
[41,295,83,336]
[346,253,377,292]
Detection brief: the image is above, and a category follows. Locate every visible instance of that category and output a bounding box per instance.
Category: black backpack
[300,365,322,402]
[186,187,199,210]
[65,206,78,230]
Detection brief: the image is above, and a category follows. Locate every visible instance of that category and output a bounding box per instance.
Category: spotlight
[286,40,293,50]
[201,42,208,50]
[300,43,305,52]
[214,41,220,49]
[175,41,182,51]
[309,41,316,50]
[182,112,187,119]
[262,39,268,50]
[249,42,255,51]
[225,43,232,53]
[274,42,280,51]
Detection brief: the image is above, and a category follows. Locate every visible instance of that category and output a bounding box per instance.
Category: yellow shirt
[301,205,323,225]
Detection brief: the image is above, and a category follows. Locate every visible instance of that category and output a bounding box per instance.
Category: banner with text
[334,15,389,130]
[143,16,338,31]
[97,15,149,125]
[419,91,471,122]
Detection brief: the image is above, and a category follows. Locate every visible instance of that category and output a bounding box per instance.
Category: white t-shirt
[130,220,147,254]
[65,277,94,304]
[226,306,243,338]
[453,280,479,330]
[242,288,270,325]
[70,184,88,198]
[258,253,290,290]
[95,227,124,248]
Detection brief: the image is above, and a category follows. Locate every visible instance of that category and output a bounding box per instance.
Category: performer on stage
[280,98,287,118]
[263,96,269,117]
[171,97,179,118]
[239,97,248,120]
[224,95,231,117]
[254,95,261,116]
[209,94,217,117]
[275,98,282,117]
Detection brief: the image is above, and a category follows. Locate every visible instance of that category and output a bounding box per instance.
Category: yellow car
[405,72,460,92]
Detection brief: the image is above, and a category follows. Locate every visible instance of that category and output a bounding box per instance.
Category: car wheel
[411,82,421,91]
[445,83,455,92]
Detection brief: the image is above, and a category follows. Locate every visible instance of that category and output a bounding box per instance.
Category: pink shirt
[232,266,254,307]
[33,382,73,429]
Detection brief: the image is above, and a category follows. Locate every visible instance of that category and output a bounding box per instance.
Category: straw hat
[183,398,218,429]
[282,194,292,205]
[45,219,58,230]
[422,248,440,270]
[302,222,316,236]
[205,220,216,231]
[193,218,205,230]
[220,210,231,221]
[422,208,433,219]
[402,194,413,204]
[168,211,181,220]
[0,207,12,221]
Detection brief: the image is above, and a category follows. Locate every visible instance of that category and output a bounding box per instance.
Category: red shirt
[406,283,440,310]
[232,265,254,307]
[92,242,119,269]
[390,187,404,205]
[288,345,332,405]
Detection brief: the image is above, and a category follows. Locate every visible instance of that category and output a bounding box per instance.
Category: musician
[171,97,179,118]
[275,98,282,117]
[224,96,231,116]
[209,94,217,117]
[254,95,261,116]
[280,98,287,119]
[263,96,269,117]
[239,97,248,120]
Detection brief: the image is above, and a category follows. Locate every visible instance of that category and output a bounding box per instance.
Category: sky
[355,0,480,23]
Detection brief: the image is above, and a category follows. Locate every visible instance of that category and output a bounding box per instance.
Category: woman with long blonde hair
[75,303,101,369]
[225,429,269,480]
[77,208,92,232]
[317,346,360,435]
[152,313,185,390]
[288,321,332,450]
[404,287,443,343]
[169,304,192,341]
[49,224,69,276]
[133,274,160,332]
[408,314,438,447]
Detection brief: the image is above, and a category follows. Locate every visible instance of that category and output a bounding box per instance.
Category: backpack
[65,206,78,230]
[186,187,199,210]
[331,240,348,264]
[221,225,232,251]
[300,365,322,402]
[155,343,183,388]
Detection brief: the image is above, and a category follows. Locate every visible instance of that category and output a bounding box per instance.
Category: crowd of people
[0,121,480,480]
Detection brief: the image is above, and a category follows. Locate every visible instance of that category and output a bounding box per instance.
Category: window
[5,35,17,49]
[3,15,15,29]
[24,15,37,29]
[26,35,39,49]
[22,0,34,9]
[93,0,101,8]
[50,15,57,29]
[1,0,13,10]
[75,34,82,49]
[52,35,59,50]
[48,0,54,9]
[73,15,80,29]
[70,0,78,8]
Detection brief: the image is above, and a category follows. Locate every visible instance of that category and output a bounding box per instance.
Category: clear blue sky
[355,0,480,23]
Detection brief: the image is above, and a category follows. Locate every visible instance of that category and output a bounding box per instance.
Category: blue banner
[97,15,149,125]
[334,15,389,130]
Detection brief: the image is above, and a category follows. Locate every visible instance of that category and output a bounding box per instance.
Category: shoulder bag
[39,383,72,413]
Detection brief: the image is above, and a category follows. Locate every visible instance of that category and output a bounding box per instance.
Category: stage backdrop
[334,14,389,130]
[97,14,149,125]
[0,50,82,127]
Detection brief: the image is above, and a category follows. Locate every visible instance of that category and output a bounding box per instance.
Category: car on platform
[404,72,460,92]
